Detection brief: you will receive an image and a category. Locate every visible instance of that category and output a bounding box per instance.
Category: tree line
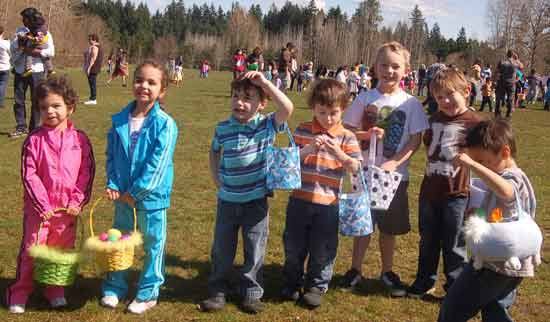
[1,0,548,72]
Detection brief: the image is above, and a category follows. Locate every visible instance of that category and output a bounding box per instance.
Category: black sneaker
[8,128,28,139]
[302,287,323,308]
[407,284,436,299]
[340,268,363,291]
[380,271,407,297]
[281,287,301,301]
[241,298,264,314]
[199,295,225,312]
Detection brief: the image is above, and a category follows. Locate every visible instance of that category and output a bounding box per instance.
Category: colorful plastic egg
[120,234,130,241]
[99,232,109,241]
[107,229,122,242]
[474,208,487,218]
[488,208,503,223]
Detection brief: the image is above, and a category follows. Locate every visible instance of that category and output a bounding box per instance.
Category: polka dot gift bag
[363,133,402,210]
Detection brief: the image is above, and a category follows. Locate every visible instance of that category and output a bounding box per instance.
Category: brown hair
[88,33,99,42]
[134,59,169,91]
[34,75,79,112]
[463,118,517,158]
[0,26,4,36]
[430,68,469,96]
[307,79,349,110]
[231,78,268,101]
[375,41,411,68]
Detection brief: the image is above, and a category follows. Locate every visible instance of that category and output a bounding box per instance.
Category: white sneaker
[50,297,68,308]
[9,304,25,313]
[100,295,119,308]
[84,100,97,105]
[127,299,157,314]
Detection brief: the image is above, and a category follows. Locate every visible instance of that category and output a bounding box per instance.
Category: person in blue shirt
[200,71,293,314]
[101,60,178,315]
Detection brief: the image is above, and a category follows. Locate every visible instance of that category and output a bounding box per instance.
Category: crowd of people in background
[195,43,550,117]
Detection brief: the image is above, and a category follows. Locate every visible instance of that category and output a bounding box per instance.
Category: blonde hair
[375,41,411,68]
[430,68,469,96]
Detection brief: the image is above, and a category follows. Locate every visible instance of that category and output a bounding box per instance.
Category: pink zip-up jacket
[21,121,95,219]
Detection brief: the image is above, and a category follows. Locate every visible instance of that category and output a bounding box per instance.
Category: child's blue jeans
[208,197,269,300]
[438,262,522,322]
[413,197,468,291]
[283,197,339,292]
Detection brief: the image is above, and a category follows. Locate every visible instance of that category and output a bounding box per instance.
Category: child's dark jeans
[412,197,468,291]
[479,96,493,112]
[207,197,269,300]
[438,262,522,322]
[283,197,339,293]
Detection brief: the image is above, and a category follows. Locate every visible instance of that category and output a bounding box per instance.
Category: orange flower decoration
[488,208,503,223]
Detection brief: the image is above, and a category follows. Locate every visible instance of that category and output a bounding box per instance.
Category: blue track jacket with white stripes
[106,100,178,210]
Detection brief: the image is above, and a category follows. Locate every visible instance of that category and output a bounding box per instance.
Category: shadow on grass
[1,275,103,311]
[160,255,288,305]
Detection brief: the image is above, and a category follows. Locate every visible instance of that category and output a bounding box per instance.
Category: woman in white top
[0,26,11,108]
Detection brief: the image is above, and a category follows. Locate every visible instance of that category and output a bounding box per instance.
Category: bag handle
[35,208,84,248]
[340,168,368,194]
[88,197,137,237]
[269,120,295,147]
[368,132,377,166]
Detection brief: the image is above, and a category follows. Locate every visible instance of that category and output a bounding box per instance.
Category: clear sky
[137,0,489,40]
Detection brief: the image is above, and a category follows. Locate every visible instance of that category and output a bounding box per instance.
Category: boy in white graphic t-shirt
[341,41,429,297]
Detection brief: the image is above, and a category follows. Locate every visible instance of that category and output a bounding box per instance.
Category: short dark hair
[34,76,79,112]
[0,26,4,35]
[463,118,517,158]
[20,7,39,19]
[307,79,349,110]
[230,78,268,102]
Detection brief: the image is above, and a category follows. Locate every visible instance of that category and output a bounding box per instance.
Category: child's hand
[241,71,269,87]
[322,137,345,158]
[41,210,54,221]
[106,188,120,201]
[454,152,474,168]
[355,127,385,141]
[67,207,81,216]
[380,160,399,172]
[120,193,136,208]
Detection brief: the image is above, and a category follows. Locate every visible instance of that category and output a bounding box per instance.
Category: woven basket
[83,198,142,273]
[29,209,81,286]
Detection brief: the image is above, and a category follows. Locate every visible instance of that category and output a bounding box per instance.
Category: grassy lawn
[0,68,548,321]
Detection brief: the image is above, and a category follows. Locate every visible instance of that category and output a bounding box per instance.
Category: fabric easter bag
[467,187,542,262]
[265,123,301,190]
[364,133,402,210]
[339,169,373,236]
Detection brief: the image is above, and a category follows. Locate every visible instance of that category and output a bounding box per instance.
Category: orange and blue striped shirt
[292,118,362,205]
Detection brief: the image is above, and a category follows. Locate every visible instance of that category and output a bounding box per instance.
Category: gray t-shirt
[481,167,538,277]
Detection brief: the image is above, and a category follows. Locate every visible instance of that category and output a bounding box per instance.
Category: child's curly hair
[34,75,79,111]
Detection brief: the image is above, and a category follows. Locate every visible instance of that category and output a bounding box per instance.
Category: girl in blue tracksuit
[101,60,178,314]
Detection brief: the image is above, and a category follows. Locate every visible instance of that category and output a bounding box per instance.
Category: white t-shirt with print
[129,116,146,157]
[343,88,429,180]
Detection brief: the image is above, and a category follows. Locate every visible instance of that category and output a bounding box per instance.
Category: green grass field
[0,68,548,321]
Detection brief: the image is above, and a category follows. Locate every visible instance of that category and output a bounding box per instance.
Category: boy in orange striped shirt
[281,79,362,308]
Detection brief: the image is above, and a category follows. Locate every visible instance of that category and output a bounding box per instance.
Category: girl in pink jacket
[6,76,95,314]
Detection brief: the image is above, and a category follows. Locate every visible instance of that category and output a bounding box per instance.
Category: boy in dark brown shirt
[408,69,483,298]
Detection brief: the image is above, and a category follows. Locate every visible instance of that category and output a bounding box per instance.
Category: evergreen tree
[353,0,382,64]
[408,5,427,66]
[456,27,468,52]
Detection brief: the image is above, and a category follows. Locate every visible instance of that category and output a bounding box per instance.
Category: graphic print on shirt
[382,108,406,158]
[426,122,465,177]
